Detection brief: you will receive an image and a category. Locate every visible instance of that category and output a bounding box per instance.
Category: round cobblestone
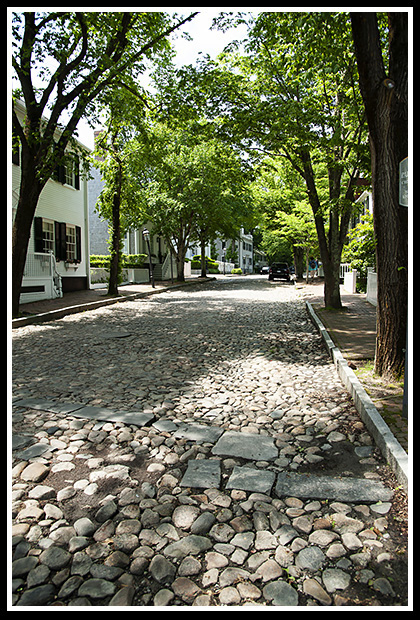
[11,277,408,607]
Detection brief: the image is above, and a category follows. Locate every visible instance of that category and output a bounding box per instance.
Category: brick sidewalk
[301,283,377,360]
[17,280,184,316]
[297,280,408,454]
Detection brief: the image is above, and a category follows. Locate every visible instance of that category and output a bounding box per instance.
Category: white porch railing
[366,268,377,306]
[340,263,352,279]
[162,252,178,281]
[20,252,62,303]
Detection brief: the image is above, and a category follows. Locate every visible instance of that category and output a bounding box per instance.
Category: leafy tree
[94,122,144,296]
[190,140,254,277]
[128,121,253,281]
[204,11,370,308]
[351,12,408,379]
[127,122,201,281]
[275,203,319,282]
[11,10,197,315]
[252,158,319,276]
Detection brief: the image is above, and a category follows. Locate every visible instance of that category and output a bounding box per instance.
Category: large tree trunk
[351,12,408,380]
[176,255,185,282]
[12,159,44,317]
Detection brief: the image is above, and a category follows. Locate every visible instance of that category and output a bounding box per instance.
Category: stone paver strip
[180,459,221,489]
[174,424,224,443]
[275,472,394,503]
[211,431,278,461]
[225,465,276,494]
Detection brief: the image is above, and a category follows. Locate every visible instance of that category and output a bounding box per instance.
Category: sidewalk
[297,279,408,454]
[14,277,214,328]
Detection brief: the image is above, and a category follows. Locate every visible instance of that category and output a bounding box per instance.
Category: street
[11,276,408,607]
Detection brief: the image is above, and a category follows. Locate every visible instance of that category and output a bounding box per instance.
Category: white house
[211,228,255,274]
[12,100,91,304]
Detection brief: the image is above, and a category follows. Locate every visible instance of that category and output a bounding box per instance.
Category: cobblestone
[11,277,408,607]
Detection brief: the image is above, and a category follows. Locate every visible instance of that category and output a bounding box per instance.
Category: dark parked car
[268,263,290,281]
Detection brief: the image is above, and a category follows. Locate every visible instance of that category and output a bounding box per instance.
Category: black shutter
[75,226,82,262]
[74,156,80,190]
[55,222,67,261]
[58,164,66,184]
[34,217,44,253]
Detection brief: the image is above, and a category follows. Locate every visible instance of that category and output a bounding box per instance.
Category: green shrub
[90,255,111,268]
[123,254,147,268]
[90,254,147,269]
[191,255,219,272]
[231,267,242,274]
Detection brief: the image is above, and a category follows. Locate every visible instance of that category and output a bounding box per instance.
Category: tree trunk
[200,237,207,278]
[176,255,185,281]
[176,238,186,282]
[12,160,44,317]
[107,167,123,297]
[293,246,304,279]
[351,12,408,379]
[322,252,343,309]
[299,149,344,309]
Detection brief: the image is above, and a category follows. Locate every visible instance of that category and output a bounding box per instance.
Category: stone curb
[12,278,216,329]
[306,300,409,492]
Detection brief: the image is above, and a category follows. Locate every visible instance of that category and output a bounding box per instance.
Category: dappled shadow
[12,277,332,417]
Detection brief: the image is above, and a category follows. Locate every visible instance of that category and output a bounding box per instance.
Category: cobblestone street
[11,276,408,607]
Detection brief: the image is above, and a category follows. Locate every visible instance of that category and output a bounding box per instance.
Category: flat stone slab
[69,406,154,427]
[12,434,35,450]
[17,443,51,460]
[212,431,278,461]
[13,397,62,411]
[69,405,120,421]
[275,472,393,503]
[226,466,276,494]
[180,459,221,489]
[101,330,132,339]
[152,419,179,433]
[174,424,224,444]
[105,411,154,427]
[43,401,86,414]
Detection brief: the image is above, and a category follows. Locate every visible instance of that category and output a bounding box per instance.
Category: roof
[13,99,91,153]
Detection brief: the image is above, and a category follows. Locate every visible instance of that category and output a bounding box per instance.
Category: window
[66,224,76,261]
[65,161,74,186]
[33,217,82,263]
[42,219,54,253]
[52,154,80,190]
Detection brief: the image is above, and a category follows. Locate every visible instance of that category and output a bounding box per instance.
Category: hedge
[90,254,147,268]
[190,255,220,272]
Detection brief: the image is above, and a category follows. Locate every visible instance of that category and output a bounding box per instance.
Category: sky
[76,9,251,149]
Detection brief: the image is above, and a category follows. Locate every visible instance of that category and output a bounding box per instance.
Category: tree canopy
[11,10,198,315]
[188,11,370,307]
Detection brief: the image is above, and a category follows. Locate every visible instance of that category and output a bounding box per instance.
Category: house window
[52,154,80,190]
[33,217,82,263]
[66,224,76,261]
[42,219,55,253]
[64,161,75,187]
